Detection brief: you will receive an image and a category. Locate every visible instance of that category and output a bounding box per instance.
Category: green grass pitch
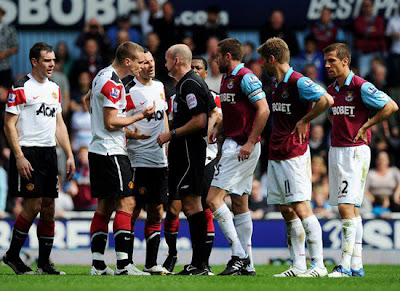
[0,265,399,291]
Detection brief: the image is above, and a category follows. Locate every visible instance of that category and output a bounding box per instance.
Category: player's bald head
[167,44,192,65]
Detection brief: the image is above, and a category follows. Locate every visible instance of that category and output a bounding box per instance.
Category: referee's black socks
[187,211,207,270]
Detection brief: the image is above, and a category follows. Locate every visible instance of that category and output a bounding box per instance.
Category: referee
[157,44,210,275]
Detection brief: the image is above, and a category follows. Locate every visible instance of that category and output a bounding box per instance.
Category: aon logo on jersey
[147,110,164,122]
[36,103,56,117]
[332,106,355,117]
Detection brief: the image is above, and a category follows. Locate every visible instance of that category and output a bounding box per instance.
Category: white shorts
[328,145,371,207]
[267,147,312,205]
[211,138,261,196]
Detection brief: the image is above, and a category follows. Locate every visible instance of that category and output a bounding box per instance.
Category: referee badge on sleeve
[186,93,198,109]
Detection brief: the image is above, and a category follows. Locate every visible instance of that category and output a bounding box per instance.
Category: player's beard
[218,62,229,74]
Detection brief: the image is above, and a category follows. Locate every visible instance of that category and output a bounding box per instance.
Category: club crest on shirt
[282,89,289,99]
[7,93,16,103]
[345,91,354,102]
[128,181,134,189]
[227,79,234,89]
[160,93,164,100]
[110,87,120,99]
[52,92,57,99]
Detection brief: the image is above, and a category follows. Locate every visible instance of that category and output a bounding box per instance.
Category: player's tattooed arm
[4,112,34,180]
[238,98,269,161]
[354,99,399,142]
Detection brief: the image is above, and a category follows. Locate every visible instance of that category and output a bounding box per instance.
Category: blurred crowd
[1,0,400,219]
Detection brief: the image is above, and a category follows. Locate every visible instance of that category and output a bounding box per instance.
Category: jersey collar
[334,70,354,91]
[274,67,294,88]
[231,63,245,76]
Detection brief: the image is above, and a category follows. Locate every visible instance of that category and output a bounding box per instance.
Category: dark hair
[323,43,351,65]
[192,55,208,70]
[218,38,244,61]
[29,42,54,66]
[143,47,150,54]
[207,5,221,14]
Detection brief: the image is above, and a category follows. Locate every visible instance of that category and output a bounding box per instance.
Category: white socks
[234,211,254,271]
[302,215,324,268]
[286,218,306,270]
[340,217,358,270]
[351,216,363,270]
[213,204,246,258]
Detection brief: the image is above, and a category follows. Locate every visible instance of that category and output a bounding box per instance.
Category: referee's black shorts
[89,152,134,199]
[8,146,58,198]
[168,137,206,197]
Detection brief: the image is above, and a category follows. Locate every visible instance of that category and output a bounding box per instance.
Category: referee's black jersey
[171,70,211,137]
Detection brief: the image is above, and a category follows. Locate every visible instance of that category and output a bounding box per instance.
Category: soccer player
[162,56,221,274]
[88,42,154,276]
[123,49,171,275]
[157,44,210,275]
[323,43,398,277]
[207,38,269,276]
[3,42,75,275]
[257,37,333,277]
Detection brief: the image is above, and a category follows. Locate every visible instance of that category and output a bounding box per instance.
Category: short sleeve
[168,95,175,120]
[240,73,266,103]
[5,87,26,115]
[100,81,123,109]
[360,82,391,110]
[297,77,326,102]
[56,87,62,114]
[209,92,216,111]
[183,81,207,116]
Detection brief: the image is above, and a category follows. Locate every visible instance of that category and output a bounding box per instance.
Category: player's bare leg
[292,201,327,277]
[176,194,207,275]
[3,198,41,275]
[143,203,170,274]
[351,207,364,276]
[163,199,181,272]
[89,199,115,275]
[35,197,65,275]
[207,187,248,275]
[328,204,357,277]
[231,194,255,276]
[273,205,306,277]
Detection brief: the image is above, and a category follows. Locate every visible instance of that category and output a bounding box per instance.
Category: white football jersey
[89,65,127,156]
[6,74,62,147]
[124,76,168,167]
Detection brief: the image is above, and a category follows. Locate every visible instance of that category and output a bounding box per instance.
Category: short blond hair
[257,37,290,64]
[115,41,144,64]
